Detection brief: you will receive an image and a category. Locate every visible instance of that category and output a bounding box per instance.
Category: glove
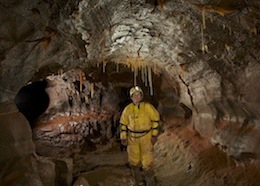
[121,139,127,146]
[151,136,157,145]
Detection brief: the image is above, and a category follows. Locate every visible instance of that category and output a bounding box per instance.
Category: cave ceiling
[0,0,259,119]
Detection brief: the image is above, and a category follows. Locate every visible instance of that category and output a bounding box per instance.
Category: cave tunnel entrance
[14,80,50,128]
[20,60,193,158]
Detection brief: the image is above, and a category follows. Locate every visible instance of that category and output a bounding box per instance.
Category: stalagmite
[58,68,63,76]
[85,122,90,136]
[93,121,98,131]
[85,94,89,103]
[90,126,93,135]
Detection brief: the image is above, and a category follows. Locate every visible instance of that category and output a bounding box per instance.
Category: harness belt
[128,128,151,134]
[127,128,151,138]
[121,123,159,138]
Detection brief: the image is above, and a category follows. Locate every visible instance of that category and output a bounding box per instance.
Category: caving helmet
[129,86,143,97]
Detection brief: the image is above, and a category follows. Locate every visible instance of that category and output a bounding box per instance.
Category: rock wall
[0,102,35,162]
[0,102,74,185]
[33,69,121,149]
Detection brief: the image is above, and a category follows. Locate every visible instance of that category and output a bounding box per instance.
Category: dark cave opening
[14,80,50,128]
[28,65,165,151]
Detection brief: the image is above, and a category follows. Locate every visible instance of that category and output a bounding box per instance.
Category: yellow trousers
[127,131,154,170]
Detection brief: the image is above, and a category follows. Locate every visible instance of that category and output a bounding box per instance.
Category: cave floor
[34,136,260,186]
[33,115,260,186]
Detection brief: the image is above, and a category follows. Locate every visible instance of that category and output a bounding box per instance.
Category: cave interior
[0,0,260,185]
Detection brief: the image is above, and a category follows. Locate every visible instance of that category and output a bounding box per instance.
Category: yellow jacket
[120,102,160,139]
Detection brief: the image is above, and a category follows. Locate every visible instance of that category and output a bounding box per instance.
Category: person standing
[120,86,160,186]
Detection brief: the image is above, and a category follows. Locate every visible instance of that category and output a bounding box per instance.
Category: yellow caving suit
[120,102,160,170]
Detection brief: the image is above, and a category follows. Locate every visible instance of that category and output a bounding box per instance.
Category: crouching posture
[120,86,160,186]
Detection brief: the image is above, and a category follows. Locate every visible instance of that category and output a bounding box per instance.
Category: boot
[144,170,157,186]
[131,166,143,186]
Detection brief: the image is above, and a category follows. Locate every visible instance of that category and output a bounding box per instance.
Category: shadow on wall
[14,80,49,128]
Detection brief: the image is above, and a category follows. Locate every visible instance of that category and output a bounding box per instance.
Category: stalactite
[194,4,236,17]
[204,44,208,53]
[114,57,158,96]
[153,62,157,74]
[201,24,205,54]
[116,62,119,73]
[202,8,206,29]
[101,30,106,73]
[251,27,257,35]
[40,37,51,49]
[141,66,145,83]
[200,8,209,54]
[103,61,106,73]
[90,83,94,98]
[179,64,186,74]
[134,68,138,86]
[79,70,83,92]
[225,43,230,53]
[148,66,153,95]
[144,65,148,87]
[157,0,164,11]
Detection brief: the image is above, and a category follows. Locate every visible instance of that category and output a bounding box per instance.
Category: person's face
[131,92,143,104]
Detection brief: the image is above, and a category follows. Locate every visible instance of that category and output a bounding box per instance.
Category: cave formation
[0,0,259,185]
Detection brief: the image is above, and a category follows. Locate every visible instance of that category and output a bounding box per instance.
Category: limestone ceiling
[0,0,259,118]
